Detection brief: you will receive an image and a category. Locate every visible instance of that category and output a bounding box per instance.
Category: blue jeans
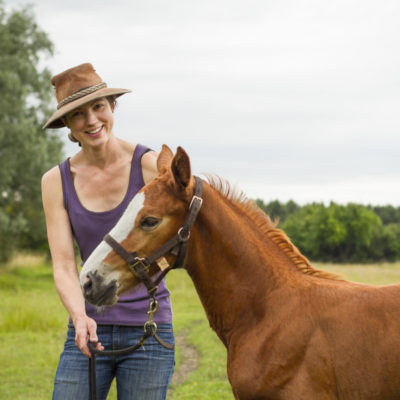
[53,323,175,400]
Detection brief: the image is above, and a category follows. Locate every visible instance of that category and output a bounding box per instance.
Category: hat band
[57,82,107,109]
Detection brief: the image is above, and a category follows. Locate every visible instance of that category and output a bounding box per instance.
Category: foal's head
[80,145,196,306]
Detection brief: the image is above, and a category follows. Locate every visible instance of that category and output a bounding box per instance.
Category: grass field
[1,255,400,399]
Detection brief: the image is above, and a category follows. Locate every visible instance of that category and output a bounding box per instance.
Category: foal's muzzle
[82,271,118,306]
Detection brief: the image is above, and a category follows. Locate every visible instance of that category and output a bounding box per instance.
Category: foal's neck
[185,184,291,346]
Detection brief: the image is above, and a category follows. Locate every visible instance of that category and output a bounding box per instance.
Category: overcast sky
[9,0,400,205]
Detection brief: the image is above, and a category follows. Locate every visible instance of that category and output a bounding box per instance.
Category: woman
[41,63,174,400]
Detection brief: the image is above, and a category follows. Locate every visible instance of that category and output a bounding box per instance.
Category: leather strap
[88,176,203,400]
[104,176,203,287]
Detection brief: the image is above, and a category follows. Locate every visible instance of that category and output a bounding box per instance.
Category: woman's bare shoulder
[41,165,63,202]
[42,165,61,186]
[141,150,158,184]
[119,139,158,183]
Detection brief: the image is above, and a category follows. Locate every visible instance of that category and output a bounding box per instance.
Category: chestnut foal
[81,145,400,400]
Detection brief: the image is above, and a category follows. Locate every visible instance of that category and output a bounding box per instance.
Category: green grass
[166,271,232,399]
[315,261,400,286]
[2,255,400,399]
[0,255,67,400]
[0,255,231,399]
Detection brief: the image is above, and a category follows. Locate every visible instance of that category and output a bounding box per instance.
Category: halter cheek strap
[88,177,203,400]
[103,176,203,293]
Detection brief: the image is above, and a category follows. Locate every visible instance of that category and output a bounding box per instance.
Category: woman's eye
[71,111,82,118]
[140,217,160,230]
[93,103,104,110]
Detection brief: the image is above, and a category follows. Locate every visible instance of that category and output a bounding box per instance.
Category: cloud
[10,0,400,205]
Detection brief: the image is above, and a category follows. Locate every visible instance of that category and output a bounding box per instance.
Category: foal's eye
[140,217,160,231]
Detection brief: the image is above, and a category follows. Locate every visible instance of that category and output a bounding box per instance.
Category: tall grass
[2,255,400,399]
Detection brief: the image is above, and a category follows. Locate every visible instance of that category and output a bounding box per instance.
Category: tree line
[256,199,400,263]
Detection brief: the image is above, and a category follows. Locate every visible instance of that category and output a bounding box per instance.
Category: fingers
[96,341,104,352]
[87,319,98,343]
[74,316,103,358]
[87,319,104,351]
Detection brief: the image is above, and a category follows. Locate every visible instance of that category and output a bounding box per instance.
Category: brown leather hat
[43,63,131,129]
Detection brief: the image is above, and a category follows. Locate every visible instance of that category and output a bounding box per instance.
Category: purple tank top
[59,144,172,325]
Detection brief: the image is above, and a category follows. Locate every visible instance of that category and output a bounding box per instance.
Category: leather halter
[103,175,203,294]
[88,176,203,400]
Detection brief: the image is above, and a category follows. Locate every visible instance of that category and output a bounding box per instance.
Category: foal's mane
[205,175,341,281]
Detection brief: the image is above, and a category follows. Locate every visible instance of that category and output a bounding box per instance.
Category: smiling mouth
[86,126,103,137]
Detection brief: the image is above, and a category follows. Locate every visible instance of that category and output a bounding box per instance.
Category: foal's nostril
[83,274,93,296]
[81,270,117,306]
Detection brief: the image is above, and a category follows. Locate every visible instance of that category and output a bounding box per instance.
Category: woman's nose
[85,110,98,125]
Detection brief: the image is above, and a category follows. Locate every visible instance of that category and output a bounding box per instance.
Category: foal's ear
[157,144,174,173]
[172,147,191,189]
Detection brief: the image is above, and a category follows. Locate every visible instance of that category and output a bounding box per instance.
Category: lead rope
[88,295,174,400]
[87,177,203,399]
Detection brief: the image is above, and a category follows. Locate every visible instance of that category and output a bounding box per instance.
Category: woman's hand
[73,315,104,358]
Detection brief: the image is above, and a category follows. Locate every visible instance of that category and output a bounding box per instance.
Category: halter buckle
[189,195,203,210]
[128,258,151,278]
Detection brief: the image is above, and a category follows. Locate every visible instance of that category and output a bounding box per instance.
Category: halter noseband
[103,176,203,294]
[88,177,203,400]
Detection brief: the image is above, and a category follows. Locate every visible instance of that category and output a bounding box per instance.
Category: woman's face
[65,97,115,147]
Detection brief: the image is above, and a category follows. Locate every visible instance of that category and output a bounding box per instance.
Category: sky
[9,0,400,205]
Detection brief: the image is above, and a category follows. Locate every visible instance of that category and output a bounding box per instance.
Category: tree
[370,205,400,225]
[282,202,382,262]
[256,199,300,223]
[0,2,63,262]
[369,223,400,262]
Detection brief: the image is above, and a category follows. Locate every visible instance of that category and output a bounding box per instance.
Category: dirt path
[169,328,200,389]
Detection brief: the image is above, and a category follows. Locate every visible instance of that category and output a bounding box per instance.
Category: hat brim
[43,87,131,129]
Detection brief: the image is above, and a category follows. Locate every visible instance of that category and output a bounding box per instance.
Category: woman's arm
[41,167,103,357]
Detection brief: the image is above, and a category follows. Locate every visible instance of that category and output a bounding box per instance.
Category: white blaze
[79,192,145,286]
